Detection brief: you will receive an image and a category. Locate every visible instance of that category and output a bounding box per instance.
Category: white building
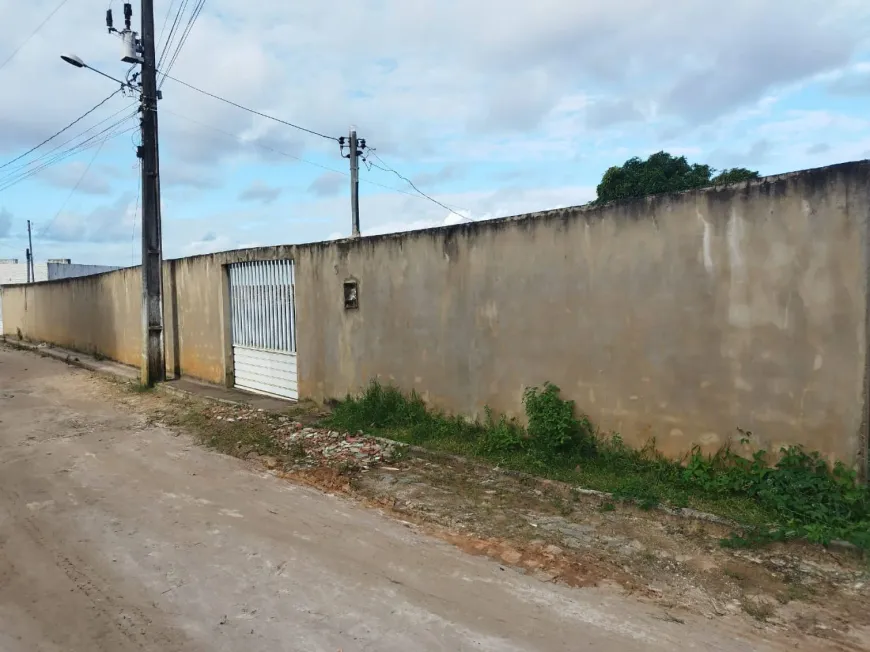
[0,258,119,331]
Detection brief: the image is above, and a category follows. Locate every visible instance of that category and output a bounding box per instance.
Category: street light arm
[85,64,133,90]
[59,54,136,90]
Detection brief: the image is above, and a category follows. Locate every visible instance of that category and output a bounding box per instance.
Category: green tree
[710,167,760,186]
[595,151,760,204]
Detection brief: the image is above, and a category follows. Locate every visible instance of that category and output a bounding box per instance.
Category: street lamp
[59,53,134,90]
[60,2,167,388]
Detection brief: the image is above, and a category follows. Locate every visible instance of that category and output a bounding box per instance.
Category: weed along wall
[1,162,868,468]
[296,161,870,467]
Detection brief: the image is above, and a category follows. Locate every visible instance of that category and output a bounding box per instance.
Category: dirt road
[0,346,828,651]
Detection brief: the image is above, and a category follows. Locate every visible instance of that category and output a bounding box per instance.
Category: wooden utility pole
[138,0,165,385]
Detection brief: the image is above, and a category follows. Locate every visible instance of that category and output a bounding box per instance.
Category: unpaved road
[0,347,830,651]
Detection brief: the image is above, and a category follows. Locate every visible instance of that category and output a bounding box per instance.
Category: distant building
[0,259,119,330]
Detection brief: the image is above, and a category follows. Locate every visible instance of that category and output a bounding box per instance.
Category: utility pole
[136,0,165,385]
[26,220,34,282]
[349,128,360,237]
[341,128,365,237]
[61,4,163,382]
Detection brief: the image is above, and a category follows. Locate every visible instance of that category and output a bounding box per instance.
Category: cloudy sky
[0,0,868,267]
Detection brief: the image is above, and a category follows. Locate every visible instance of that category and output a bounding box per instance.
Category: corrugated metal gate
[228,260,297,400]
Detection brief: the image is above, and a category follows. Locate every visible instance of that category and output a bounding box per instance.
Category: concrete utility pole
[340,128,366,237]
[60,3,164,383]
[26,220,34,283]
[138,0,165,386]
[348,128,361,237]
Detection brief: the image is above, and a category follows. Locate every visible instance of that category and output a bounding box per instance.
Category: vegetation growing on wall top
[595,151,759,204]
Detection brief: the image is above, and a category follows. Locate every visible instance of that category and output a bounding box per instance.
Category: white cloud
[43,193,137,243]
[179,234,264,258]
[238,180,282,204]
[5,1,865,162]
[757,110,869,138]
[307,173,345,197]
[1,1,868,267]
[38,161,113,195]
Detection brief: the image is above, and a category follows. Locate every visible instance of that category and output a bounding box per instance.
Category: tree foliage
[595,151,760,204]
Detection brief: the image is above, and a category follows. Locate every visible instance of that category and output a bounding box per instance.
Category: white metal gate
[228,260,297,400]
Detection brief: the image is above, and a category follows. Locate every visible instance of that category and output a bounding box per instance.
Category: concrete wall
[0,267,142,367]
[2,161,868,466]
[297,161,870,465]
[0,250,294,384]
[0,263,122,336]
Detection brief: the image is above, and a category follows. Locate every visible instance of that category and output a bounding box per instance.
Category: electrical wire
[131,162,141,265]
[158,0,189,71]
[163,108,346,173]
[0,125,137,195]
[0,114,138,193]
[156,0,179,58]
[0,90,124,172]
[159,72,340,142]
[0,0,71,73]
[364,151,470,219]
[0,110,138,189]
[161,109,431,200]
[159,0,206,88]
[1,102,137,181]
[41,136,114,240]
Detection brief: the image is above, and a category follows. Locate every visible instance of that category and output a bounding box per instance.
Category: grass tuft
[325,380,870,549]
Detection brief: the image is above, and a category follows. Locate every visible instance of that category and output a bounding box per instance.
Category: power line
[131,161,141,265]
[0,120,137,192]
[158,0,189,72]
[161,109,432,200]
[41,137,113,240]
[159,0,205,88]
[5,122,138,195]
[0,112,138,192]
[0,102,137,181]
[364,151,470,219]
[0,89,123,172]
[0,115,138,193]
[156,0,179,58]
[159,72,340,142]
[0,0,71,73]
[163,108,346,172]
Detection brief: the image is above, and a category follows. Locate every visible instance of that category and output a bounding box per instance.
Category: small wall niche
[343,278,359,310]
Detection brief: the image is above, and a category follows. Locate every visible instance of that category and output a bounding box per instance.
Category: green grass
[324,380,870,548]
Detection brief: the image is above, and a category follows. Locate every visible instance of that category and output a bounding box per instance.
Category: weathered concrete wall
[163,247,298,385]
[0,249,298,384]
[296,162,870,465]
[2,161,868,466]
[0,267,142,367]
